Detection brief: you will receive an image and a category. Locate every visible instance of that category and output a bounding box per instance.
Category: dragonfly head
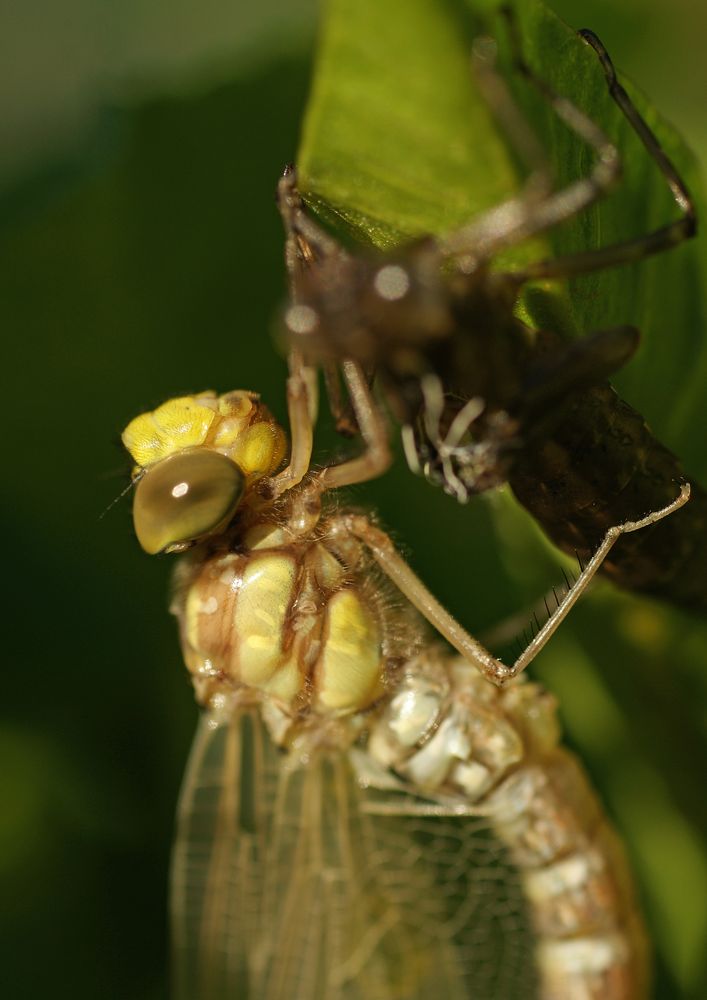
[122,390,286,554]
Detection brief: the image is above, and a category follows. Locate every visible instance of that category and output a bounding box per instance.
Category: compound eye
[133,449,245,554]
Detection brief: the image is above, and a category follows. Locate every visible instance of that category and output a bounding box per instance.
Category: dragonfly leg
[268,348,318,497]
[277,167,370,442]
[441,9,620,263]
[322,359,364,438]
[333,512,525,686]
[509,29,696,283]
[276,170,393,494]
[316,359,392,491]
[464,33,553,206]
[271,354,390,505]
[511,483,691,673]
[277,164,345,277]
[336,484,690,686]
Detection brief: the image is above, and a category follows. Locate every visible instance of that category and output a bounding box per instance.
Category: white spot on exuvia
[172,481,189,498]
[374,264,410,301]
[286,304,318,335]
[202,596,219,615]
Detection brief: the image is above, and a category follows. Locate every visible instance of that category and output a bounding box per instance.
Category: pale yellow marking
[231,422,287,481]
[217,390,255,419]
[211,392,254,448]
[244,635,278,651]
[233,554,296,688]
[523,850,601,902]
[317,589,383,713]
[212,418,249,449]
[263,657,302,702]
[253,607,277,628]
[244,522,288,550]
[537,932,628,975]
[184,586,204,649]
[502,683,560,754]
[311,544,346,591]
[122,395,216,466]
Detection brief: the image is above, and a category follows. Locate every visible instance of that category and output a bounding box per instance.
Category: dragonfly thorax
[173,510,424,722]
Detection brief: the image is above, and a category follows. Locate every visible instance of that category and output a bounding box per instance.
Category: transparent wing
[170,707,538,1000]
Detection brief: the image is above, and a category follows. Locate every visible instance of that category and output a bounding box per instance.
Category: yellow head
[122,390,286,554]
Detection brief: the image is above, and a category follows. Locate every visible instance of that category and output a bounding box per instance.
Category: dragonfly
[122,355,688,999]
[278,14,704,615]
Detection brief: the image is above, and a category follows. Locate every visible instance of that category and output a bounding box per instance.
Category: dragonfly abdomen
[489,751,649,1000]
[365,654,648,999]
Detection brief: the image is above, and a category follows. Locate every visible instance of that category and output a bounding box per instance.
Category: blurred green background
[2,1,706,998]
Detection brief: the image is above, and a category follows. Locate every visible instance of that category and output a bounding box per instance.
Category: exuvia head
[122,390,286,554]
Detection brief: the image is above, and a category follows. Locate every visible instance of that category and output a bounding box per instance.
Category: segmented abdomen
[488,749,648,998]
[366,654,649,998]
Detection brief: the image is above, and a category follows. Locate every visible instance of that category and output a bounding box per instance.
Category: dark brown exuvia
[279,14,704,614]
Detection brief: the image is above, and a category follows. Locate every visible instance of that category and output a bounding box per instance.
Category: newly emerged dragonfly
[279,15,704,614]
[122,358,687,998]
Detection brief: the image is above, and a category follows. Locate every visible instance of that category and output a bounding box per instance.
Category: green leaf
[298,0,707,474]
[299,0,516,245]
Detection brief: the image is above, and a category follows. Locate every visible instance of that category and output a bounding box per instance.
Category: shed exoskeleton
[279,14,703,613]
